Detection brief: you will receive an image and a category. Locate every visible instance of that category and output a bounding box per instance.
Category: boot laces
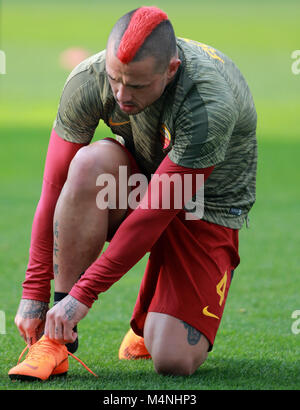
[18,342,98,378]
[19,338,63,362]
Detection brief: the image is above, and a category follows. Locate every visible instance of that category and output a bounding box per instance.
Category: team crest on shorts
[160,124,171,149]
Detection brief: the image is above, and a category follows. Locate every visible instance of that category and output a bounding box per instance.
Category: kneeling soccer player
[9,6,257,381]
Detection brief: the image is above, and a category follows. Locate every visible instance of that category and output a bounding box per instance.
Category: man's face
[105,41,177,115]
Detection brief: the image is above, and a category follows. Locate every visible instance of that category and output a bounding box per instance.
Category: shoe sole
[8,358,69,381]
[9,371,68,382]
[9,374,42,381]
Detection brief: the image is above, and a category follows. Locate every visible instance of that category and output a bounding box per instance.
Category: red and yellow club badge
[160,124,171,149]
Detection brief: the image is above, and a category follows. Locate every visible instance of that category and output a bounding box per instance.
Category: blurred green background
[1,0,300,136]
[0,0,299,390]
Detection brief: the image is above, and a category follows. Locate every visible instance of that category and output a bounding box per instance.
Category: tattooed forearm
[181,321,202,345]
[63,297,78,321]
[19,300,48,320]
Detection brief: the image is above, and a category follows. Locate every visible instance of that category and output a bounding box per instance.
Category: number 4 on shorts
[216,270,228,307]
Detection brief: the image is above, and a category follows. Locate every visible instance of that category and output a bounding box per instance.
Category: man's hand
[44,295,89,344]
[15,299,48,346]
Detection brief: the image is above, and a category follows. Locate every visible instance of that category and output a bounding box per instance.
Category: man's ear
[167,57,181,80]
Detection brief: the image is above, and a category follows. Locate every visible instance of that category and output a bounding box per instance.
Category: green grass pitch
[0,0,299,390]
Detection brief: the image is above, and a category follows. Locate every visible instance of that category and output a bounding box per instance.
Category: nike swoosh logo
[109,117,130,127]
[203,306,220,320]
[24,363,38,370]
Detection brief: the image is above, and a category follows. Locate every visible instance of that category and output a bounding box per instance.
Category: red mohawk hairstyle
[117,6,168,64]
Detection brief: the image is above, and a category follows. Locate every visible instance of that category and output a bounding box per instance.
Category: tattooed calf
[54,263,59,276]
[53,220,59,257]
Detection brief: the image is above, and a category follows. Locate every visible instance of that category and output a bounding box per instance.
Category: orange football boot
[8,335,97,381]
[119,328,151,360]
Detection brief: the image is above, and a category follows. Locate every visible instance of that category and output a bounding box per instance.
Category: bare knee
[67,143,108,190]
[144,312,209,377]
[66,140,130,198]
[152,348,207,376]
[148,333,208,376]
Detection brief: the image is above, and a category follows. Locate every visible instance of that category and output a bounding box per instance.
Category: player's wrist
[18,299,49,317]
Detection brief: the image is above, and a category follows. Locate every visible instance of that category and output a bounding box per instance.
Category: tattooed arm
[16,131,87,344]
[22,130,87,302]
[15,299,49,346]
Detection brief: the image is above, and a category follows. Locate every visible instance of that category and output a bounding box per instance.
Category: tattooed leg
[144,312,210,376]
[54,263,59,277]
[181,321,202,346]
[52,140,132,294]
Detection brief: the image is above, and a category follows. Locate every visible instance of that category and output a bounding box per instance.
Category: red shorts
[105,137,240,350]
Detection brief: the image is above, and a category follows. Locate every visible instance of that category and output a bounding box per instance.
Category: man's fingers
[44,296,87,344]
[35,322,45,342]
[44,311,52,339]
[18,326,28,345]
[46,311,56,340]
[24,330,38,346]
[14,300,49,346]
[45,308,74,344]
[54,321,64,342]
[15,317,36,346]
[15,316,25,338]
[63,321,77,344]
[16,321,24,338]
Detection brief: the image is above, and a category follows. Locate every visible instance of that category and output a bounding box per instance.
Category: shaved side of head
[108,7,177,73]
